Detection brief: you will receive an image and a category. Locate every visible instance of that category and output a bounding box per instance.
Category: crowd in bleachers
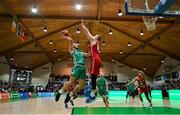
[0,81,31,92]
[44,74,70,92]
[153,79,180,90]
[1,76,180,93]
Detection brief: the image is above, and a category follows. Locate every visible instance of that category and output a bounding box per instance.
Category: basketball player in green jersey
[97,76,110,108]
[126,79,135,103]
[55,30,89,102]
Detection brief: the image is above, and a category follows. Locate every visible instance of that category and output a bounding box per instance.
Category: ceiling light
[10,57,14,61]
[118,9,123,16]
[140,30,144,36]
[49,40,53,45]
[76,40,79,45]
[31,7,37,13]
[102,41,106,45]
[53,49,57,53]
[128,42,131,47]
[109,29,112,35]
[120,51,123,54]
[25,65,28,68]
[43,25,47,32]
[75,3,82,10]
[76,28,80,33]
[99,49,102,53]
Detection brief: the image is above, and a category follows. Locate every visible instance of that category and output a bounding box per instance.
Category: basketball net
[143,0,158,31]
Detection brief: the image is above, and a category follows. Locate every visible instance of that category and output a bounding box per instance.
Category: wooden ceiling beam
[103,53,153,77]
[11,51,165,57]
[124,23,178,61]
[153,56,166,76]
[0,14,12,18]
[0,22,80,57]
[21,21,51,61]
[37,21,80,41]
[103,52,165,57]
[101,21,179,76]
[0,1,16,16]
[97,0,103,20]
[101,22,145,43]
[4,54,11,67]
[29,51,155,77]
[31,52,69,70]
[121,61,153,77]
[101,22,180,61]
[0,0,52,62]
[19,15,174,24]
[30,59,50,71]
[148,43,180,61]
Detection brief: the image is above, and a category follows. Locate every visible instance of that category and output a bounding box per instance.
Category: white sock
[58,89,64,94]
[69,92,73,97]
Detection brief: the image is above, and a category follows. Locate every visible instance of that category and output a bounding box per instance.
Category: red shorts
[89,57,101,76]
[138,87,148,94]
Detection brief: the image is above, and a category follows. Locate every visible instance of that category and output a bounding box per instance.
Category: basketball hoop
[143,0,158,31]
[143,16,158,31]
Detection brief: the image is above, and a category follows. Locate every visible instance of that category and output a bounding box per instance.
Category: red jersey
[88,41,101,76]
[135,73,148,93]
[89,41,100,59]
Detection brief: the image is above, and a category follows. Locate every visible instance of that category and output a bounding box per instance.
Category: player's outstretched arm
[132,68,144,74]
[83,52,90,58]
[127,78,136,86]
[63,36,73,53]
[81,20,95,42]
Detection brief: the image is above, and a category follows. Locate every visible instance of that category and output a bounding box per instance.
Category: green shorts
[99,90,108,97]
[72,65,86,80]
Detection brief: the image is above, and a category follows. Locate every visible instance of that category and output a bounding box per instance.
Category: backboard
[124,0,180,17]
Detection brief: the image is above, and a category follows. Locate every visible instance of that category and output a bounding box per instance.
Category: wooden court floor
[0,96,180,114]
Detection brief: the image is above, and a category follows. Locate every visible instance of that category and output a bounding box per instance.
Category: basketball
[61,30,69,36]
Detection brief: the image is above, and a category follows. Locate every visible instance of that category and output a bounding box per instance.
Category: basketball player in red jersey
[129,68,152,108]
[81,20,102,97]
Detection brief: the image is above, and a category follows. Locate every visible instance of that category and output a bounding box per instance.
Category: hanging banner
[11,16,18,33]
[16,22,27,42]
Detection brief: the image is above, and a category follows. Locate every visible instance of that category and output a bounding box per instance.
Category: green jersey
[71,48,85,66]
[127,84,135,91]
[127,80,135,91]
[97,77,106,92]
[71,48,86,80]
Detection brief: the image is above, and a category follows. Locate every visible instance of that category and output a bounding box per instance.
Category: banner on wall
[16,22,27,42]
[0,92,10,100]
[11,16,17,33]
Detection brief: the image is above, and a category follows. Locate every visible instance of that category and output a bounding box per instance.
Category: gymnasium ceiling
[0,0,180,77]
